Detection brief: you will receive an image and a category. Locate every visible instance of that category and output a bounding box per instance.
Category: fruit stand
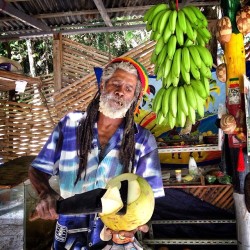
[1,0,250,249]
[138,0,250,249]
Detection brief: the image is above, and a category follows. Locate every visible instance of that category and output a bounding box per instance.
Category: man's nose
[114,86,124,97]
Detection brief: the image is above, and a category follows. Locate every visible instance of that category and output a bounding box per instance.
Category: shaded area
[150,188,237,250]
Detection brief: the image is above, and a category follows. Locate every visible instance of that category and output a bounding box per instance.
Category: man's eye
[112,81,119,86]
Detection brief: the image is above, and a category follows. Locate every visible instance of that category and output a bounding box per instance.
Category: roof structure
[0,0,220,41]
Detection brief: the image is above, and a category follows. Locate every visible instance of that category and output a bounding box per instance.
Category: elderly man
[29,57,164,249]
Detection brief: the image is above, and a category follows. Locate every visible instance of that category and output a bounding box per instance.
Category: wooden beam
[0,24,147,41]
[53,33,62,91]
[93,0,112,27]
[0,70,40,83]
[0,0,50,31]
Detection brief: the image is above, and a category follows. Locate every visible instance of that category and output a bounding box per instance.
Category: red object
[237,146,245,172]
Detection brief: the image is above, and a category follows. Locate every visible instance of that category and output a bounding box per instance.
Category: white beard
[99,92,133,119]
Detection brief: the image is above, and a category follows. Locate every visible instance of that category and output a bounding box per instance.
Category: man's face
[99,69,138,119]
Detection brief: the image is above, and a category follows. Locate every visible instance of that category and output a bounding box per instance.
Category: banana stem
[175,0,179,10]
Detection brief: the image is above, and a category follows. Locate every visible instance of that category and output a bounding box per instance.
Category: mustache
[102,93,126,107]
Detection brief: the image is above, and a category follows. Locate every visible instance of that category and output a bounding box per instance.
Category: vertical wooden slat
[53,33,63,91]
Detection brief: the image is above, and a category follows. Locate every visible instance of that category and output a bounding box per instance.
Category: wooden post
[53,33,62,91]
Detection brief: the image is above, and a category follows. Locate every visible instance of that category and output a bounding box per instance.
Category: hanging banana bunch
[144,2,213,128]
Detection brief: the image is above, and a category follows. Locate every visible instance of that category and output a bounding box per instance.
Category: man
[29,57,165,249]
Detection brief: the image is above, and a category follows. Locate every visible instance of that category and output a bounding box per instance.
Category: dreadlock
[75,91,100,185]
[75,62,142,185]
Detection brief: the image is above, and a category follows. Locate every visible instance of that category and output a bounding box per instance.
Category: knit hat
[107,57,150,95]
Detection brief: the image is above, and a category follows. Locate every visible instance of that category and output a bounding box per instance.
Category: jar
[175,169,182,182]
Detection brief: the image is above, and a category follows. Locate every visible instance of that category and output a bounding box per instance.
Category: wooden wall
[0,36,156,163]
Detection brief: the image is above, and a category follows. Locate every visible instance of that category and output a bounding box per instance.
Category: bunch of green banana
[152,79,210,128]
[144,3,214,128]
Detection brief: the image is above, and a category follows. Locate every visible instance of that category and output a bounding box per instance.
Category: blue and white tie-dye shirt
[32,111,165,199]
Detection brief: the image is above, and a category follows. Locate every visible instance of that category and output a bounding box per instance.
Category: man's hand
[29,191,60,221]
[101,224,149,244]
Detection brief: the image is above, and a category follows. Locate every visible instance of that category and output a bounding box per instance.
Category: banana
[146,21,152,32]
[149,31,154,40]
[143,5,157,22]
[182,6,198,27]
[150,49,158,64]
[177,9,186,33]
[163,70,172,88]
[200,60,212,79]
[184,38,195,46]
[180,63,190,84]
[197,27,212,41]
[193,88,205,118]
[188,46,201,69]
[167,35,177,60]
[185,18,195,41]
[156,65,164,80]
[163,58,172,78]
[150,30,161,41]
[154,64,159,76]
[190,79,207,99]
[157,9,172,34]
[177,108,187,128]
[188,5,208,27]
[181,47,190,73]
[148,3,169,25]
[155,36,165,55]
[201,76,210,96]
[190,56,200,80]
[157,45,168,66]
[152,31,161,41]
[169,86,178,117]
[196,45,213,68]
[175,21,184,46]
[152,87,165,113]
[150,50,157,63]
[196,32,206,46]
[152,10,166,31]
[183,84,197,110]
[171,73,179,87]
[161,86,173,117]
[193,29,197,41]
[163,26,172,43]
[168,108,176,129]
[188,104,196,125]
[168,10,178,34]
[177,85,188,115]
[156,110,167,125]
[171,48,182,78]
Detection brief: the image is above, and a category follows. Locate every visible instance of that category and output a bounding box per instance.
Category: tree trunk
[26,39,36,77]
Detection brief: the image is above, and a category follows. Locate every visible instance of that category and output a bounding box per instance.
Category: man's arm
[29,166,61,220]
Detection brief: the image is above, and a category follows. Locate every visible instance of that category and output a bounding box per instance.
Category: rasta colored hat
[108,57,150,95]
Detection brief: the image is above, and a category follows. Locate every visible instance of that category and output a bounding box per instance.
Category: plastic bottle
[188,156,198,176]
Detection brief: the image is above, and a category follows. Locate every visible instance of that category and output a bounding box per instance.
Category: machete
[29,180,128,221]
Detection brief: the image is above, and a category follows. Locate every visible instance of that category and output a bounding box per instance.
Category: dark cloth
[150,188,237,250]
